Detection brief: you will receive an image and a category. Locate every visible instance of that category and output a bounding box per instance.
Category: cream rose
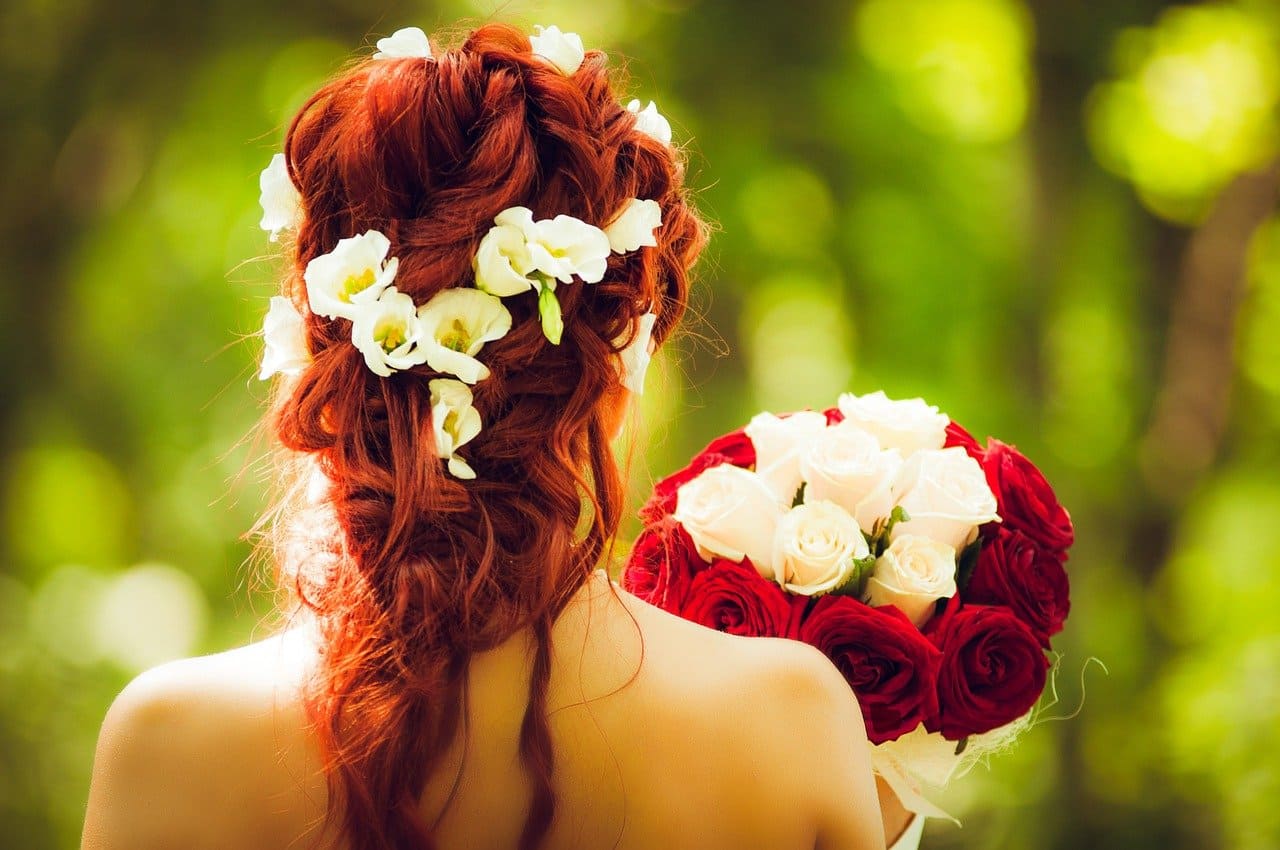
[745,410,828,504]
[837,390,949,454]
[864,534,958,626]
[673,464,783,577]
[626,99,673,145]
[892,447,1000,552]
[772,500,870,596]
[800,422,902,533]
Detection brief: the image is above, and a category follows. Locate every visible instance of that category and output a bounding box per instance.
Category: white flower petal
[258,295,310,379]
[604,198,662,254]
[615,312,657,395]
[304,230,398,320]
[529,24,585,75]
[349,286,429,377]
[530,214,611,283]
[374,27,433,60]
[430,378,482,479]
[258,153,302,241]
[418,288,512,384]
[474,222,537,297]
[626,99,673,146]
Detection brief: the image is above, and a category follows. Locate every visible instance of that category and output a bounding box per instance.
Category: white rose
[258,295,310,379]
[304,230,399,321]
[626,99,673,145]
[529,24,585,76]
[349,286,429,377]
[800,422,902,533]
[258,153,301,242]
[429,378,482,479]
[892,447,1000,552]
[673,464,783,577]
[614,312,657,395]
[864,534,958,626]
[772,500,870,596]
[837,390,949,454]
[416,288,512,384]
[603,198,662,254]
[373,26,433,60]
[745,410,828,504]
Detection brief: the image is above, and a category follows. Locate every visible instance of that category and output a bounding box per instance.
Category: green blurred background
[3,0,1279,847]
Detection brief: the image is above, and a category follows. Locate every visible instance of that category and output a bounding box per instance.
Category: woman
[81,22,914,850]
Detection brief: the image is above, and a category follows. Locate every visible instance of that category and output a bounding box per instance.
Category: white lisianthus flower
[772,500,870,596]
[529,24,585,75]
[801,423,903,533]
[429,378,482,479]
[604,198,662,254]
[305,230,399,321]
[374,26,432,59]
[745,410,829,505]
[615,312,657,394]
[626,99,673,145]
[526,213,611,284]
[673,464,783,577]
[258,153,302,242]
[474,210,538,297]
[892,447,1001,552]
[837,390,950,455]
[416,288,512,385]
[258,296,310,379]
[864,534,958,626]
[349,286,429,377]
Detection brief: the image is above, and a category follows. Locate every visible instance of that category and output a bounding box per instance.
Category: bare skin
[81,568,907,850]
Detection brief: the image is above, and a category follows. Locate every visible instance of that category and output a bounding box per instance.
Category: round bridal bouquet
[623,391,1074,818]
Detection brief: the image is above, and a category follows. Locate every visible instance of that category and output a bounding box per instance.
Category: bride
[80,22,916,850]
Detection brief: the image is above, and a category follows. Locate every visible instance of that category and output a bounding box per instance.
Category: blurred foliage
[1,0,1279,848]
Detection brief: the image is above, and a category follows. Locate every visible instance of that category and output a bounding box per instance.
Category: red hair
[257,22,707,850]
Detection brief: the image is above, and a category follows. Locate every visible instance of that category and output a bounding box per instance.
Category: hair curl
[256,22,708,850]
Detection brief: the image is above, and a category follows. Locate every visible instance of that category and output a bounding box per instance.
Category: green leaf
[538,285,563,345]
[791,482,806,508]
[956,535,983,594]
[868,505,911,556]
[831,553,878,598]
[954,736,970,756]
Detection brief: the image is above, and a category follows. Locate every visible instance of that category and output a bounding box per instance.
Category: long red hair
[256,22,707,850]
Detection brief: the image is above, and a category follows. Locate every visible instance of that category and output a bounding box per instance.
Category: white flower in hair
[349,286,429,377]
[473,208,539,297]
[529,24,585,76]
[604,198,662,253]
[626,99,673,146]
[430,378,482,479]
[527,213,611,284]
[615,311,657,395]
[258,153,302,241]
[305,230,399,321]
[417,288,512,385]
[258,295,310,379]
[374,27,432,60]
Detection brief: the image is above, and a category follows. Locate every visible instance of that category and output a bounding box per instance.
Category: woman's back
[83,570,884,850]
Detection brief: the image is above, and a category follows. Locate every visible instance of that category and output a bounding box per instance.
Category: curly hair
[254,22,708,850]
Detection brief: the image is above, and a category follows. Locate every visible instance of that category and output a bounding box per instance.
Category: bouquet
[623,391,1074,818]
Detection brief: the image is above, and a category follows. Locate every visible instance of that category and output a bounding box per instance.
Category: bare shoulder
[81,627,326,850]
[624,597,885,849]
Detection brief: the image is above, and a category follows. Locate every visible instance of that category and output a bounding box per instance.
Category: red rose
[823,406,844,425]
[926,604,1049,739]
[679,559,805,639]
[637,428,756,524]
[944,420,984,459]
[621,516,705,612]
[982,440,1074,553]
[799,595,942,744]
[965,528,1069,648]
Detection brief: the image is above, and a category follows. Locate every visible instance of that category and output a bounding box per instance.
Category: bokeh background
[3,0,1279,847]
